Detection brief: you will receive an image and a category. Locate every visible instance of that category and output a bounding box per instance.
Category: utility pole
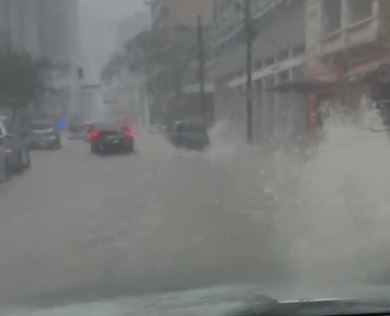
[197,14,207,127]
[244,0,254,144]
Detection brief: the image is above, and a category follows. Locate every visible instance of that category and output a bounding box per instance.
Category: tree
[101,29,197,124]
[101,52,127,86]
[0,50,51,112]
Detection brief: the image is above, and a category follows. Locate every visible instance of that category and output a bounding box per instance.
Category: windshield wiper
[229,297,390,316]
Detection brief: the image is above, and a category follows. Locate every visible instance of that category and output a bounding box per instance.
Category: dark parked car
[89,122,135,154]
[29,120,61,150]
[0,117,30,172]
[167,120,210,151]
[68,121,93,141]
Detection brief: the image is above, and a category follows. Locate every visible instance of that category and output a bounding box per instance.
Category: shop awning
[266,80,335,93]
[347,53,390,79]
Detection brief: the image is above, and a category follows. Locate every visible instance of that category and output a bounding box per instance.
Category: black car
[89,122,134,154]
[29,121,61,150]
[167,120,210,151]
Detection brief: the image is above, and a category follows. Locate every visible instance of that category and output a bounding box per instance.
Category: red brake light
[90,130,99,141]
[123,128,133,138]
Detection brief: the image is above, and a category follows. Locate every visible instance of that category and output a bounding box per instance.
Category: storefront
[302,51,390,131]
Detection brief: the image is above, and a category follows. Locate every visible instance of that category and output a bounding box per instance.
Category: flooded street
[3,0,390,315]
[1,116,390,309]
[0,131,275,303]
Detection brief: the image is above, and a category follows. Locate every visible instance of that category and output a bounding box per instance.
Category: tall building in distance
[0,0,81,115]
[0,0,41,57]
[0,0,12,48]
[38,0,80,67]
[0,0,80,68]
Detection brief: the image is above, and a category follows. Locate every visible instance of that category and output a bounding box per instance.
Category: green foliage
[101,30,193,86]
[101,52,127,85]
[0,50,51,108]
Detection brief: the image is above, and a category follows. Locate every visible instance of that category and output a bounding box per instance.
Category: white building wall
[212,0,306,145]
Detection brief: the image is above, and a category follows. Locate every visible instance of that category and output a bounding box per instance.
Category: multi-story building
[0,0,81,116]
[305,0,390,130]
[212,0,307,145]
[148,0,214,124]
[38,0,80,67]
[0,0,80,66]
[0,0,41,57]
[0,0,12,47]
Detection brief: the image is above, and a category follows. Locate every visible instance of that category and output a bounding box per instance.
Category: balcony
[320,0,378,56]
[321,17,378,56]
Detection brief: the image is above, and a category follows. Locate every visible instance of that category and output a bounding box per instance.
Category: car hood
[2,285,390,316]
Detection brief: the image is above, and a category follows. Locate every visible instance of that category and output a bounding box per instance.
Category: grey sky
[79,0,148,83]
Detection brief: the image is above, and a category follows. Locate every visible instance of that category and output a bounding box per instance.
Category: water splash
[207,109,390,286]
[277,109,390,285]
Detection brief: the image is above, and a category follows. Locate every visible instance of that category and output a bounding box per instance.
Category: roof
[152,0,213,29]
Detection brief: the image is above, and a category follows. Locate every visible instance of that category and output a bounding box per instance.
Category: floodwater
[0,109,390,311]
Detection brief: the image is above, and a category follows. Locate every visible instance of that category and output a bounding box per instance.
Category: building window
[322,0,342,34]
[347,0,372,24]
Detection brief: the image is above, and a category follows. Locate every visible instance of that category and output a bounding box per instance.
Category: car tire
[0,159,11,182]
[6,159,11,180]
[12,151,24,172]
[53,142,62,150]
[125,142,134,154]
[23,150,31,170]
[0,162,6,183]
[90,144,98,154]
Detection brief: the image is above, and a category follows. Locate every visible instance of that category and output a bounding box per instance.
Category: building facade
[148,0,214,125]
[305,0,390,130]
[0,0,80,66]
[0,0,41,57]
[212,0,306,146]
[0,0,81,117]
[38,0,80,66]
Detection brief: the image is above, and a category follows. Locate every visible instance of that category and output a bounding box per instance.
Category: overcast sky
[79,0,148,83]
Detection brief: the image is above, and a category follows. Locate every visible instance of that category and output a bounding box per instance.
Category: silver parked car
[0,117,31,172]
[29,120,61,150]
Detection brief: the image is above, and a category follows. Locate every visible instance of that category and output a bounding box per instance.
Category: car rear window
[94,121,125,131]
[177,122,205,133]
[31,122,53,130]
